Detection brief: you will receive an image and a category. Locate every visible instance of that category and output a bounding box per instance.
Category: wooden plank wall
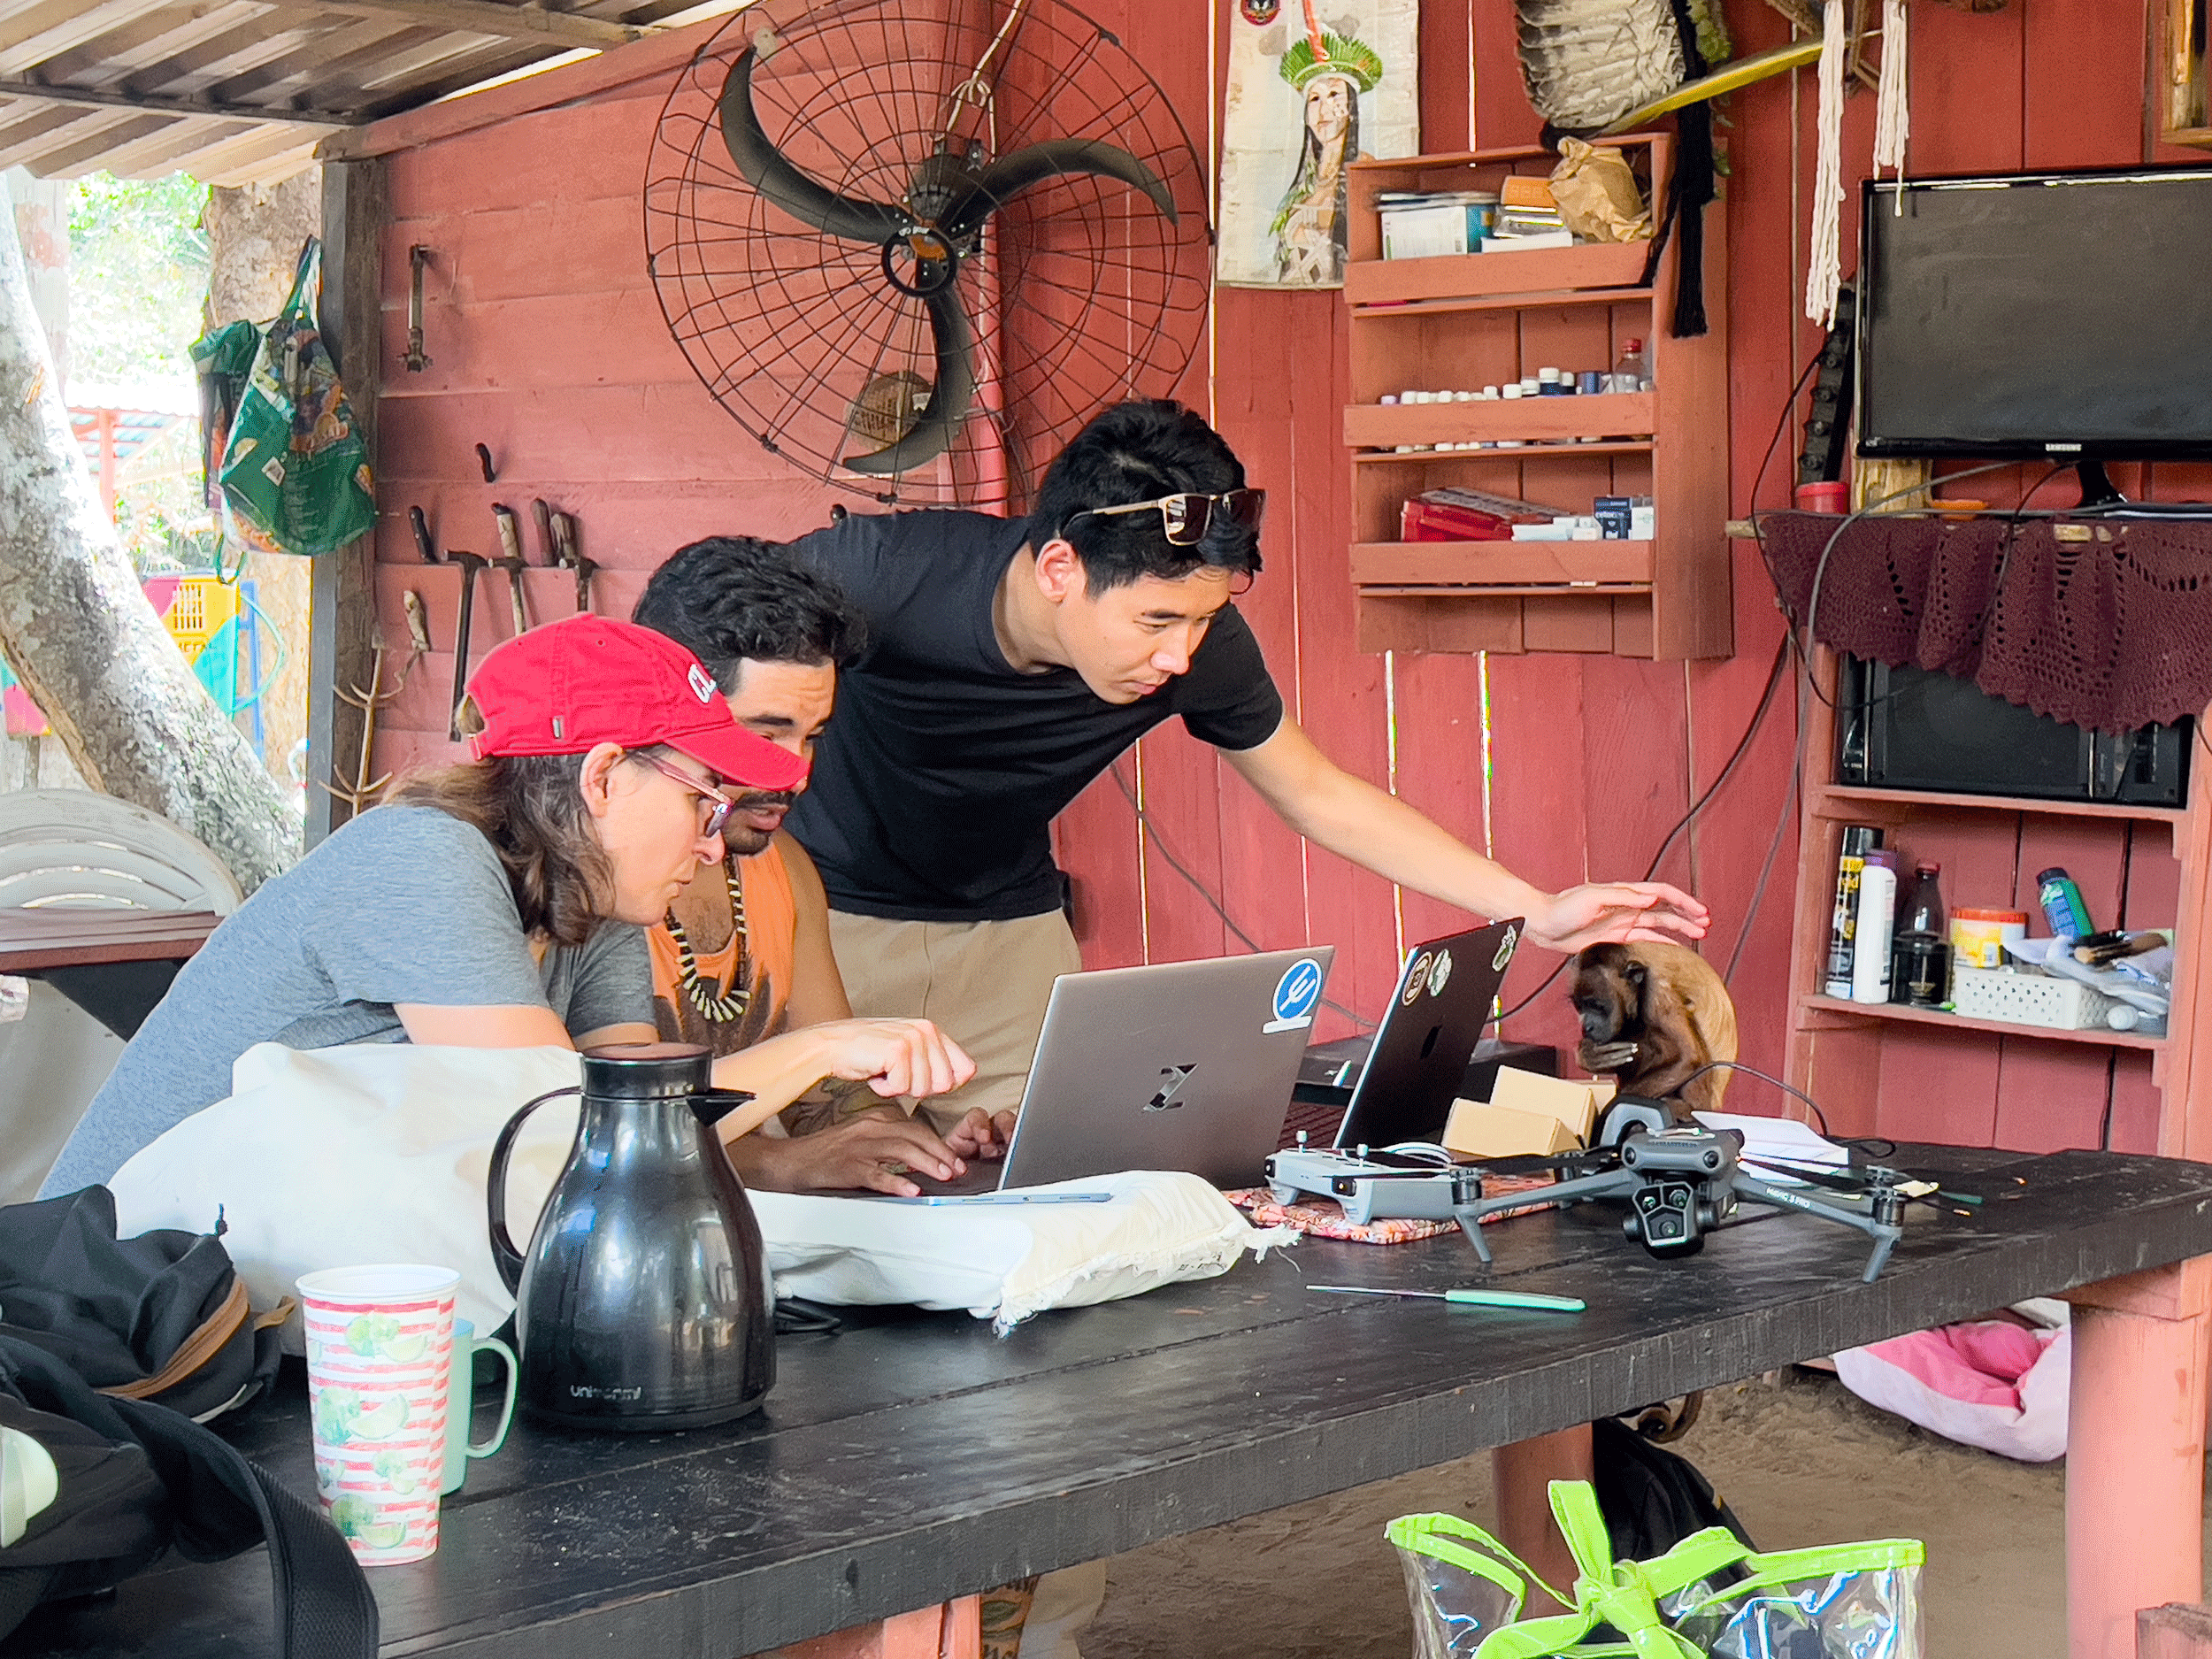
[365,0,2203,1152]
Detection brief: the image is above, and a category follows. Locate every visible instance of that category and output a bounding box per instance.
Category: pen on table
[1307,1285,1586,1313]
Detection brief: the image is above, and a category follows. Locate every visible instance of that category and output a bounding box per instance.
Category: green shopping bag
[1390,1482,1924,1659]
[210,238,375,557]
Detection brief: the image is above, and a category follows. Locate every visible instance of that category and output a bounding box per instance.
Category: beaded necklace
[662,857,749,1023]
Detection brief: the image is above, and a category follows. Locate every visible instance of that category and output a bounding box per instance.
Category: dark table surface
[23,1144,2212,1658]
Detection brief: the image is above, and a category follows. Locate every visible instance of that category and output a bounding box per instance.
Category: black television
[1855,167,2212,463]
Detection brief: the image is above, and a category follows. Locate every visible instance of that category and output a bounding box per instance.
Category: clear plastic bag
[1398,1483,1924,1659]
[1671,1546,1925,1659]
[1387,1514,1527,1657]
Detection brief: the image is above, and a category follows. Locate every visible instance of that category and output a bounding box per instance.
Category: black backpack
[0,1189,377,1654]
[1592,1412,1757,1564]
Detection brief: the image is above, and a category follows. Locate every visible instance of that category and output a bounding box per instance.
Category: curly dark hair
[633,535,865,694]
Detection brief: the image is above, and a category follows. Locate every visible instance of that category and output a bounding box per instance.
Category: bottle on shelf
[1823,825,1883,999]
[2036,866,2094,941]
[1609,338,1651,394]
[1890,862,1950,1008]
[1851,849,1900,1005]
[1899,862,1946,940]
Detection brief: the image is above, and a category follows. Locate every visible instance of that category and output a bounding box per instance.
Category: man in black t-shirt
[779,400,1709,1132]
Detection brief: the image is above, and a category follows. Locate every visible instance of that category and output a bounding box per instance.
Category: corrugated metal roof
[0,0,720,184]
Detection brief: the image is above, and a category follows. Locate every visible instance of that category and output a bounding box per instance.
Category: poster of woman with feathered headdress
[1217,0,1420,288]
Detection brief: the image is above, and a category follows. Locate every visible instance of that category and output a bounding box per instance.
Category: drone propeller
[717,44,1178,474]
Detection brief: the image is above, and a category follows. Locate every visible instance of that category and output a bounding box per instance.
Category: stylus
[1306,1285,1586,1313]
[927,1192,1115,1205]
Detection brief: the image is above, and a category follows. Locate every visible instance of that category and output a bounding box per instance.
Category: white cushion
[108,1042,1290,1343]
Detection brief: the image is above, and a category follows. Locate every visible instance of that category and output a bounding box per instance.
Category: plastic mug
[440,1318,518,1496]
[297,1263,458,1566]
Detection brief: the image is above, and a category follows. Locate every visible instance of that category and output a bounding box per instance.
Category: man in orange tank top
[635,536,1009,1195]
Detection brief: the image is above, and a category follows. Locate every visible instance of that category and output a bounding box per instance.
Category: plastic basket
[1951,965,2115,1032]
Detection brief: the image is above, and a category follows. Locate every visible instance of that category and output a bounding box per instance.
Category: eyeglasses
[627,751,739,841]
[1067,488,1268,548]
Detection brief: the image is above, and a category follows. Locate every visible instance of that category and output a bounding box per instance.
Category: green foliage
[67,173,210,389]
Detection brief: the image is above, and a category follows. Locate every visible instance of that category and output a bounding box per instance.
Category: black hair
[632,535,866,694]
[1028,400,1263,592]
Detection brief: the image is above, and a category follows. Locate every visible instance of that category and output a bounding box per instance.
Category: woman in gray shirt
[42,617,972,1195]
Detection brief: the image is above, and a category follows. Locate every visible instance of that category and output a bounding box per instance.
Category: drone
[1448,1095,1922,1283]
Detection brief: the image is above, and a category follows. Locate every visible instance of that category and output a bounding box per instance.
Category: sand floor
[1087,1367,2206,1657]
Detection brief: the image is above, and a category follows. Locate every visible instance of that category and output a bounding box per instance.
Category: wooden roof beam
[0,73,354,126]
[301,0,645,50]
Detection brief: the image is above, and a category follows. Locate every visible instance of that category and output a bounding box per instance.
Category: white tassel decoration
[1804,0,1847,328]
[1873,0,1909,176]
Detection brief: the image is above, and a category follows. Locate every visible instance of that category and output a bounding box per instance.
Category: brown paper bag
[1549,138,1652,243]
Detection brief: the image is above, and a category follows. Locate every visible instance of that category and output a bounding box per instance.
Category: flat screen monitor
[1855,167,2212,461]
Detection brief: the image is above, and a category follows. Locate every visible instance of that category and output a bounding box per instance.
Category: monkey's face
[1569,943,1646,1043]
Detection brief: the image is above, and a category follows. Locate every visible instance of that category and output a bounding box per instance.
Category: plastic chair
[0,790,242,1202]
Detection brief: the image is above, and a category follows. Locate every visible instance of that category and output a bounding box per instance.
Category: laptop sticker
[1263,956,1325,1033]
[1493,926,1517,971]
[1401,951,1433,1006]
[1427,949,1453,996]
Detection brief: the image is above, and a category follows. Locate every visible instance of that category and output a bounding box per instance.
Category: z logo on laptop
[1145,1064,1198,1111]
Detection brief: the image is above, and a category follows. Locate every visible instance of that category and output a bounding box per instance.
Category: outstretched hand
[1524,882,1709,955]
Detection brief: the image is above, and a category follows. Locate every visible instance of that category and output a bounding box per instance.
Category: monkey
[1567,941,1739,1119]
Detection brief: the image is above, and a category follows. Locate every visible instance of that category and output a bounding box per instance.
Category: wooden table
[0,908,219,1037]
[19,1144,2212,1659]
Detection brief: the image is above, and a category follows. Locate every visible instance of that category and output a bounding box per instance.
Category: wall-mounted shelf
[1784,646,2212,1155]
[1797,993,2167,1052]
[1341,134,1732,661]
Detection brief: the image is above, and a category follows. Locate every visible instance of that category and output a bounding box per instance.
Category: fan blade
[841,281,975,475]
[718,48,906,244]
[940,138,1179,241]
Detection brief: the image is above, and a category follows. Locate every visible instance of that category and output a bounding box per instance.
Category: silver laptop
[893,945,1338,1199]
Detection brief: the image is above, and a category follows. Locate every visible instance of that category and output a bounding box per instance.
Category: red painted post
[2063,1261,2212,1659]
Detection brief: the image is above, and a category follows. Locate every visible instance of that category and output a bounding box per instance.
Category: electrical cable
[1492,627,1797,1025]
[1107,760,1375,1031]
[1674,1058,1832,1139]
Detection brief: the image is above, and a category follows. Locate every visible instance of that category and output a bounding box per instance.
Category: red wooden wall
[359,0,2200,1153]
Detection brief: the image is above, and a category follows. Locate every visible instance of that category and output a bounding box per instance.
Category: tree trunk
[0,173,300,893]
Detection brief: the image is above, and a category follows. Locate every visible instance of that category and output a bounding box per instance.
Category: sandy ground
[1087,1367,2202,1658]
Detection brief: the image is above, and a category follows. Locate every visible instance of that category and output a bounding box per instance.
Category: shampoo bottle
[1852,849,1900,1005]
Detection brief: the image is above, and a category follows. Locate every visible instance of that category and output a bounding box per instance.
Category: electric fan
[644,0,1212,509]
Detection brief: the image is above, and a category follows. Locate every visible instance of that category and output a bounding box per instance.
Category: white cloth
[106,1042,1292,1346]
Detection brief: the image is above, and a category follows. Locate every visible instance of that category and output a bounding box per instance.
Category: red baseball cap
[465,615,809,793]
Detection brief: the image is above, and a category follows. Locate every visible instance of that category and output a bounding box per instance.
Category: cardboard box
[1441,1099,1582,1158]
[1487,1065,1609,1143]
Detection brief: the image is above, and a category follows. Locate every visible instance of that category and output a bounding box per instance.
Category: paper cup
[297,1263,458,1566]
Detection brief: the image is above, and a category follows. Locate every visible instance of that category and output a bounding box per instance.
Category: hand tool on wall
[445,548,488,742]
[491,503,532,638]
[550,511,597,613]
[530,498,558,567]
[410,505,439,565]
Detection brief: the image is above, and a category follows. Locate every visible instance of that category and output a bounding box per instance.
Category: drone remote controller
[1263,1141,1470,1225]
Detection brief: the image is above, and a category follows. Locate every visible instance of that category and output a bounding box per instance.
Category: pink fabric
[1859,1319,2044,1410]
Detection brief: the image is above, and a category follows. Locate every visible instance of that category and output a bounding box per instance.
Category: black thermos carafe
[487,1041,774,1430]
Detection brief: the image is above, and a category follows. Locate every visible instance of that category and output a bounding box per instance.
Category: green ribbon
[1386,1512,1538,1607]
[1471,1483,1750,1659]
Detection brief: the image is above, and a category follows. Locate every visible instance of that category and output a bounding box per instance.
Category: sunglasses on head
[1067,487,1268,548]
[628,750,740,840]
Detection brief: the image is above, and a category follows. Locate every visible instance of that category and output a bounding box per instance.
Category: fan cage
[645,0,1213,509]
